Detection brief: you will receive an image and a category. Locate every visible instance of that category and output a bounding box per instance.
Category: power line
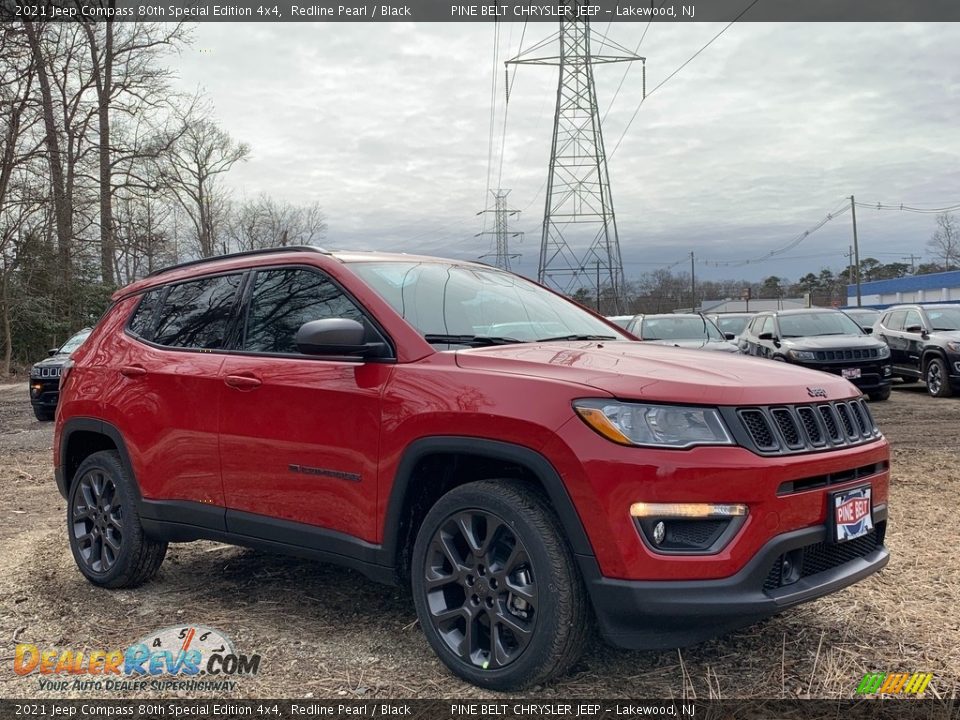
[854,201,960,214]
[609,0,762,159]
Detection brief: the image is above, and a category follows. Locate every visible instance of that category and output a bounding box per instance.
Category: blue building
[847,269,960,308]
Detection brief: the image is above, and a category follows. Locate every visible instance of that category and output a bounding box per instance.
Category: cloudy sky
[170,21,960,283]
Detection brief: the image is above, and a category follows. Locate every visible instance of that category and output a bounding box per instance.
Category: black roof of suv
[739,308,892,401]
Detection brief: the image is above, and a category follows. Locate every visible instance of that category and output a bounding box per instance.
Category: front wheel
[925,357,954,398]
[411,480,589,690]
[33,406,55,422]
[868,387,891,402]
[67,450,167,588]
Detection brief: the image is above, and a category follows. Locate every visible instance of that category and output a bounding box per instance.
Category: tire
[868,387,891,402]
[897,376,918,385]
[924,357,954,398]
[411,479,589,690]
[67,450,167,588]
[33,406,55,422]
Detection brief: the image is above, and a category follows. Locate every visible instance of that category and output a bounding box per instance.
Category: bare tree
[78,16,189,283]
[927,212,960,271]
[161,118,249,258]
[223,194,326,252]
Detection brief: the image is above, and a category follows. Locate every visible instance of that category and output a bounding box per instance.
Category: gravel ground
[0,381,958,700]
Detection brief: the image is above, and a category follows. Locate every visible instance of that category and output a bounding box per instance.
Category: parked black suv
[873,304,960,397]
[739,309,892,401]
[28,328,91,421]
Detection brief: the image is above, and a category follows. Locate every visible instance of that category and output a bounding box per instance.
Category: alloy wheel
[927,362,943,395]
[422,510,537,670]
[71,470,123,573]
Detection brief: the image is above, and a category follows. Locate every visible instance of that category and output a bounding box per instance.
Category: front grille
[36,367,61,379]
[814,348,879,361]
[730,398,880,455]
[763,525,885,592]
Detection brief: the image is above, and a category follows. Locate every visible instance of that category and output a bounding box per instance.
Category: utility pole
[846,245,854,305]
[850,195,862,307]
[507,3,644,313]
[595,260,601,312]
[690,251,696,312]
[902,253,921,273]
[477,189,522,271]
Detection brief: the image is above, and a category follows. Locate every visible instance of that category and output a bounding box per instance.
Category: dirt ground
[0,381,958,700]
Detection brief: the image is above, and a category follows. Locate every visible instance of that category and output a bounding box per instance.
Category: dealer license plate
[832,486,873,542]
[842,367,862,379]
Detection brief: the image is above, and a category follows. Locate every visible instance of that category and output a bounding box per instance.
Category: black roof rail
[145,246,328,278]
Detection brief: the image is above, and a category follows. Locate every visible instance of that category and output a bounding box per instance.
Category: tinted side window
[903,310,923,331]
[885,310,906,331]
[128,289,164,341]
[243,268,364,354]
[153,274,244,349]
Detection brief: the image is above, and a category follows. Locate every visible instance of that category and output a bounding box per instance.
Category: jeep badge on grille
[807,386,828,398]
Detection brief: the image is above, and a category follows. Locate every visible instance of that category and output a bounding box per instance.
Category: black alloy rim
[71,470,123,573]
[423,510,538,670]
[928,362,943,394]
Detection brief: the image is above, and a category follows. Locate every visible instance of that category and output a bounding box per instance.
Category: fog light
[652,521,665,546]
[883,365,892,376]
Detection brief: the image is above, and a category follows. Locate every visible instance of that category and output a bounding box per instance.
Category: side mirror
[295,318,388,359]
[724,332,736,341]
[758,332,774,341]
[862,327,873,334]
[905,324,924,334]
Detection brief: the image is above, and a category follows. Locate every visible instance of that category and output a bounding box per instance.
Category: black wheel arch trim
[381,436,595,561]
[58,417,142,503]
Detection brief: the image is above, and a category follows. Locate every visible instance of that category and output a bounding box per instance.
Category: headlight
[947,341,960,353]
[789,350,817,361]
[877,344,891,359]
[29,366,40,378]
[573,400,734,448]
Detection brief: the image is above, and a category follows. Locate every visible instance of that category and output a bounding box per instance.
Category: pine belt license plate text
[842,367,862,379]
[832,486,873,542]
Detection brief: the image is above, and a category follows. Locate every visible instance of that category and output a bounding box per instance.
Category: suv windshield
[59,328,91,354]
[347,261,622,343]
[926,307,960,330]
[779,312,863,338]
[641,316,724,341]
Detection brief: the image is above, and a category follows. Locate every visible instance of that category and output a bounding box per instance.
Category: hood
[454,340,857,406]
[644,339,740,353]
[32,353,70,369]
[930,329,960,343]
[780,334,886,351]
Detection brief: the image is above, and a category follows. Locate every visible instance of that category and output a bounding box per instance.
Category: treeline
[577,249,958,315]
[0,22,325,374]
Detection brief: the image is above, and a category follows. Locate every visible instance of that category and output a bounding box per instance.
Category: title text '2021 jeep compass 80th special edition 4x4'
[55,247,890,689]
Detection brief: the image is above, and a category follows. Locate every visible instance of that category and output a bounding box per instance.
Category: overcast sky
[170,22,960,283]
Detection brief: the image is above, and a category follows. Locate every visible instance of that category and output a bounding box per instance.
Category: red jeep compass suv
[55,247,890,689]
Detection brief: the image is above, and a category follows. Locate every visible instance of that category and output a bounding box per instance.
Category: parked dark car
[29,328,91,421]
[842,308,881,332]
[872,304,960,397]
[707,312,755,344]
[624,313,740,352]
[739,309,892,401]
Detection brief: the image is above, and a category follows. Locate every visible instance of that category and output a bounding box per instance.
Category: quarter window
[243,268,364,354]
[152,274,244,349]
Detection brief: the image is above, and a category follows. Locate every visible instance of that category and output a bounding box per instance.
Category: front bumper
[29,379,60,409]
[790,360,891,391]
[582,506,888,650]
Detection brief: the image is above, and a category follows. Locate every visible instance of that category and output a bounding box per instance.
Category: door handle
[120,365,146,378]
[224,374,262,390]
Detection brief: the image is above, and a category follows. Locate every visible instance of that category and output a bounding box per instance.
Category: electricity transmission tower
[477,189,522,271]
[507,2,643,313]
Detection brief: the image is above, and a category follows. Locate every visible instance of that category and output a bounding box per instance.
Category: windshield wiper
[424,334,525,347]
[534,334,618,342]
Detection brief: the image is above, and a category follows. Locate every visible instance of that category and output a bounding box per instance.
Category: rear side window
[128,290,163,340]
[243,267,364,354]
[152,274,244,349]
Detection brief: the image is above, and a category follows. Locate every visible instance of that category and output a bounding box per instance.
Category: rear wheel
[67,450,167,588]
[925,357,954,398]
[411,480,589,690]
[868,387,891,402]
